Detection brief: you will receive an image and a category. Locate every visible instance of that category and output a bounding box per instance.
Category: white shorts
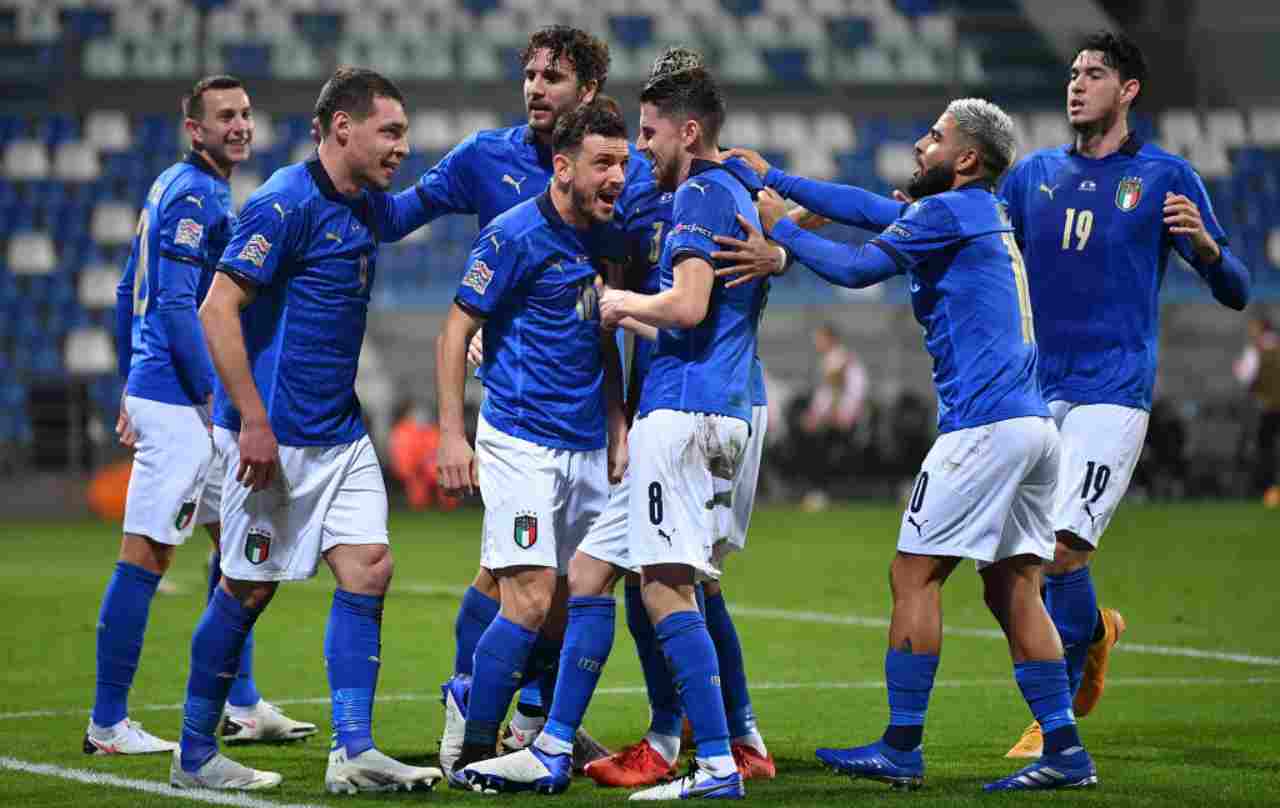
[1049,401,1149,548]
[122,396,214,546]
[576,468,635,572]
[897,416,1059,567]
[214,427,389,582]
[716,404,767,551]
[194,439,225,528]
[629,410,750,580]
[476,414,609,575]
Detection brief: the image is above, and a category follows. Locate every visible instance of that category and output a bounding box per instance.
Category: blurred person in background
[1234,313,1280,506]
[804,321,868,436]
[387,399,459,512]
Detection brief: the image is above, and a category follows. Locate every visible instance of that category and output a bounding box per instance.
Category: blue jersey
[613,177,671,401]
[1002,137,1247,410]
[455,192,612,452]
[720,156,770,408]
[639,160,766,426]
[213,158,425,446]
[115,154,232,406]
[870,185,1048,433]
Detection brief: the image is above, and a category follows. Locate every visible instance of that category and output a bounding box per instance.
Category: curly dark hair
[520,25,610,92]
[639,67,725,147]
[552,98,628,157]
[1076,31,1147,106]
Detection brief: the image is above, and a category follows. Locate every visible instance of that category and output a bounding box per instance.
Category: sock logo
[577,656,602,674]
[514,512,538,549]
[175,500,196,531]
[245,530,271,565]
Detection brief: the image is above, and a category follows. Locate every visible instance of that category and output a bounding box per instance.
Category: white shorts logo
[237,234,272,268]
[174,218,204,249]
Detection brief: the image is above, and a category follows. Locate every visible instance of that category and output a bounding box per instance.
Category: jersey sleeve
[453,223,527,318]
[152,190,216,399]
[765,167,904,231]
[414,134,479,218]
[1172,162,1251,310]
[1172,162,1228,245]
[114,260,135,380]
[668,180,737,268]
[217,189,296,287]
[368,186,430,244]
[868,197,963,271]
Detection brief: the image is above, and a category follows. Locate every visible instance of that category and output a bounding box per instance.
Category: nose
[393,138,409,158]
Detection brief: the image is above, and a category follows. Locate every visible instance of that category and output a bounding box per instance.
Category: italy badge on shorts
[1115,176,1143,211]
[245,530,272,565]
[175,500,196,531]
[513,512,538,549]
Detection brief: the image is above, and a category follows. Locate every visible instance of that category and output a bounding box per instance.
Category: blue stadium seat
[609,15,654,49]
[763,48,814,84]
[893,0,938,16]
[279,115,313,147]
[59,8,114,39]
[461,0,501,14]
[828,17,874,50]
[0,114,24,147]
[137,115,179,152]
[223,44,273,79]
[294,12,344,43]
[36,115,79,149]
[720,0,763,17]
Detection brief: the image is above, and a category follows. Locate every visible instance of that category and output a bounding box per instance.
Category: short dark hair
[552,98,628,157]
[639,67,726,147]
[182,75,244,121]
[520,25,610,92]
[1077,30,1147,106]
[314,66,405,136]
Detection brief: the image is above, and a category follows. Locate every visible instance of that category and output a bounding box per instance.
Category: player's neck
[317,142,362,197]
[549,183,589,230]
[1073,117,1130,160]
[193,148,232,180]
[677,146,720,185]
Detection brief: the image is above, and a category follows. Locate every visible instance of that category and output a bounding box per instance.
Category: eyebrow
[930,127,942,140]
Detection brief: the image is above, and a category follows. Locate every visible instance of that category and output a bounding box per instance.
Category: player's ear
[331,110,351,146]
[553,151,573,184]
[681,119,699,149]
[1119,78,1140,106]
[183,117,202,150]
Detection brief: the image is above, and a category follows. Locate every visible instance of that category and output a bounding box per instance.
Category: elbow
[674,298,709,329]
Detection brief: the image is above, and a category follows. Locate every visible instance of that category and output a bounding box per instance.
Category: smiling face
[186,87,253,172]
[637,102,692,192]
[344,95,409,191]
[524,48,595,136]
[1067,49,1137,134]
[559,133,628,225]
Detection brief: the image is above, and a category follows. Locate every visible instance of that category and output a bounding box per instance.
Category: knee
[507,585,553,629]
[120,534,175,575]
[1046,532,1092,576]
[568,552,620,598]
[362,548,395,595]
[223,578,278,611]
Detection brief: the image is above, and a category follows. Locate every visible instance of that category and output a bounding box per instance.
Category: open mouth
[598,189,619,206]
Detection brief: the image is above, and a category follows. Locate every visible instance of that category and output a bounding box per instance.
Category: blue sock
[530,635,560,711]
[627,585,682,737]
[656,611,731,763]
[467,616,537,748]
[1044,567,1098,696]
[703,592,755,740]
[694,584,707,616]
[1015,660,1082,756]
[93,561,162,727]
[542,597,616,751]
[326,589,383,758]
[208,551,262,709]
[881,648,939,753]
[518,684,544,712]
[180,587,260,772]
[206,549,220,602]
[454,586,499,678]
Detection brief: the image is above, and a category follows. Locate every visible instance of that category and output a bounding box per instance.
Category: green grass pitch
[1,502,1277,806]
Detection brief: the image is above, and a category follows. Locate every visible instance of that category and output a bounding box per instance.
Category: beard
[906,161,954,200]
[571,182,611,224]
[1070,102,1121,140]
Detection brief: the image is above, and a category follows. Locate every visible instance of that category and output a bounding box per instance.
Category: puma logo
[1083,502,1098,526]
[488,233,502,253]
[273,202,288,219]
[687,180,709,195]
[502,174,526,193]
[184,194,203,208]
[657,528,673,545]
[324,232,343,244]
[906,515,928,537]
[1038,183,1059,200]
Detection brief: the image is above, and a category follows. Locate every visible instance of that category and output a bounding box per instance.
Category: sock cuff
[334,589,384,619]
[655,610,705,643]
[568,595,617,615]
[211,586,261,628]
[461,586,501,620]
[1045,565,1092,586]
[479,616,538,666]
[115,560,162,587]
[1014,659,1070,700]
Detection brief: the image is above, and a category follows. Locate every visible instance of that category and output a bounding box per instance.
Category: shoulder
[1134,142,1201,182]
[1006,146,1066,179]
[903,194,960,228]
[469,125,524,155]
[484,196,543,244]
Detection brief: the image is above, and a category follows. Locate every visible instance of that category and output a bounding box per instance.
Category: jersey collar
[688,158,723,179]
[185,151,226,182]
[956,178,995,193]
[307,156,349,203]
[1067,132,1143,157]
[537,190,574,232]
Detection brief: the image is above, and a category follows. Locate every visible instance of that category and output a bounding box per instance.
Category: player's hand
[755,187,788,233]
[892,189,914,204]
[1164,191,1220,262]
[237,419,279,492]
[437,432,478,497]
[789,206,831,231]
[599,288,634,329]
[607,418,628,485]
[115,397,138,451]
[467,329,484,367]
[713,214,786,289]
[723,147,771,178]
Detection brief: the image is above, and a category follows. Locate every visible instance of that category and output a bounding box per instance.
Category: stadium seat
[609,14,654,48]
[4,139,50,180]
[1204,109,1248,148]
[1269,227,1280,268]
[82,37,128,78]
[249,110,276,151]
[897,47,940,83]
[1159,108,1201,154]
[411,110,457,152]
[290,140,316,165]
[274,40,323,79]
[814,112,856,152]
[456,109,501,137]
[722,111,768,152]
[15,6,60,41]
[766,112,810,152]
[851,47,897,83]
[875,142,915,184]
[1248,108,1280,146]
[6,232,57,275]
[790,148,837,180]
[90,202,136,246]
[1027,110,1070,153]
[84,110,131,152]
[52,142,101,182]
[1186,140,1231,180]
[63,325,115,375]
[230,171,262,211]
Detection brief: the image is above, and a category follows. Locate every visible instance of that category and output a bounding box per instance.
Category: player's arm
[1165,169,1250,310]
[389,136,483,241]
[113,259,137,448]
[435,302,483,496]
[600,325,628,484]
[153,196,217,403]
[601,257,713,330]
[725,147,903,230]
[760,188,901,289]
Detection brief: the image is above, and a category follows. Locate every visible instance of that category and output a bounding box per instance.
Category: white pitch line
[0,756,326,808]
[400,583,1280,667]
[4,676,1277,722]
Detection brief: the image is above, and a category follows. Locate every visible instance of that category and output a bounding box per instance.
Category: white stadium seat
[53,142,102,182]
[4,139,50,180]
[875,142,916,183]
[91,203,138,246]
[85,110,131,151]
[1159,108,1201,153]
[814,112,856,151]
[7,232,57,275]
[721,111,767,152]
[230,171,262,212]
[411,109,457,152]
[767,112,811,152]
[77,264,122,309]
[1247,107,1280,146]
[64,326,116,375]
[1204,109,1247,148]
[1269,227,1280,268]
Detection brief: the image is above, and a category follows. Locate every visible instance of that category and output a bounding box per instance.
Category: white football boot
[221,700,318,744]
[325,744,443,794]
[169,748,282,791]
[83,718,177,755]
